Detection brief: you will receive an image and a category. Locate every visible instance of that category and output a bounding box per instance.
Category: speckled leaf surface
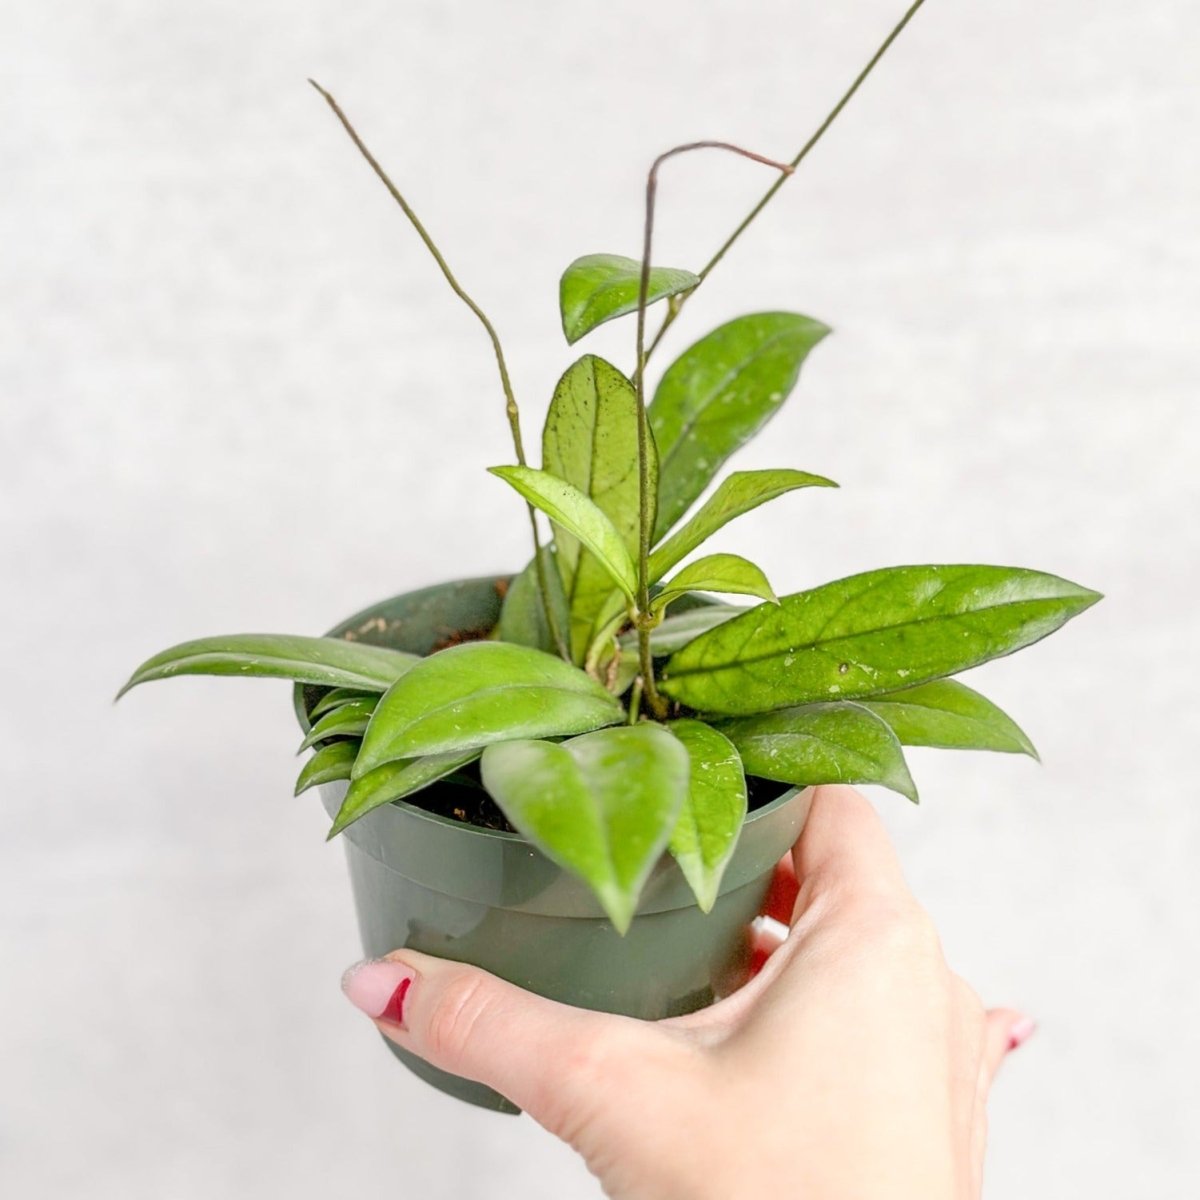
[355,641,624,772]
[719,702,917,802]
[661,565,1101,716]
[559,254,698,345]
[649,313,830,539]
[666,719,748,911]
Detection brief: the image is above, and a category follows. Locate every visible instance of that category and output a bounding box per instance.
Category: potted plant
[119,6,1099,1114]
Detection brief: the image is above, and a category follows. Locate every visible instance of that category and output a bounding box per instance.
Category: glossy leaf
[862,680,1038,758]
[560,254,698,345]
[651,553,777,616]
[488,466,637,602]
[295,741,359,796]
[719,702,918,802]
[327,749,482,838]
[649,313,831,539]
[354,641,625,774]
[619,604,745,655]
[649,469,837,580]
[309,686,375,719]
[661,565,1101,716]
[299,697,378,751]
[480,725,689,932]
[118,634,419,698]
[541,355,653,660]
[666,719,748,911]
[497,549,569,655]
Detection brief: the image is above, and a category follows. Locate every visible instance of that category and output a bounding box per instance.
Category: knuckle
[423,971,494,1065]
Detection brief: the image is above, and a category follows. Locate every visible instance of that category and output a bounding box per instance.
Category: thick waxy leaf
[497,550,569,655]
[651,553,777,616]
[667,720,748,911]
[560,254,698,345]
[299,697,378,751]
[541,355,654,661]
[719,702,918,802]
[649,469,837,580]
[355,641,625,774]
[309,686,375,719]
[118,634,419,698]
[480,725,690,932]
[489,466,637,602]
[328,749,482,838]
[662,565,1101,716]
[862,680,1037,758]
[295,741,359,795]
[649,313,831,539]
[619,605,745,655]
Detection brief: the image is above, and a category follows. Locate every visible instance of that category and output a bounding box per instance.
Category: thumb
[340,950,654,1134]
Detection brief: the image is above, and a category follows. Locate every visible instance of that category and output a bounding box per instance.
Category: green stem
[634,143,793,719]
[309,80,568,659]
[627,676,644,725]
[643,0,928,363]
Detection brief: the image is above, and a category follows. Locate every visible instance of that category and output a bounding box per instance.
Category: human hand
[341,785,1033,1199]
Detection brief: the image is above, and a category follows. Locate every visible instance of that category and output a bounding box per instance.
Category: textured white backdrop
[3,1,1198,1196]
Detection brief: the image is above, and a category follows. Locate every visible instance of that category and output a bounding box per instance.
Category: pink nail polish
[1007,1015,1037,1051]
[342,959,417,1027]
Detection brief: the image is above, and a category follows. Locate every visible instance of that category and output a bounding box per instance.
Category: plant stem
[643,0,928,362]
[308,80,568,659]
[633,142,793,719]
[627,676,644,725]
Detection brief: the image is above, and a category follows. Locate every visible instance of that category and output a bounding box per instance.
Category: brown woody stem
[633,143,794,719]
[308,79,568,658]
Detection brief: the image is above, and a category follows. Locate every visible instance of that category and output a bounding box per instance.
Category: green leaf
[666,720,748,912]
[619,604,745,655]
[861,680,1038,758]
[497,550,569,655]
[117,634,419,699]
[355,641,625,774]
[649,313,831,540]
[299,696,379,752]
[488,466,637,603]
[649,469,837,580]
[661,565,1101,716]
[719,702,918,802]
[541,355,654,660]
[559,254,698,345]
[327,749,482,838]
[295,741,359,795]
[480,725,690,933]
[309,686,376,719]
[651,553,777,616]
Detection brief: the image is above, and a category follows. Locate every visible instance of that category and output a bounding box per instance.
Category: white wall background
[2,1,1197,1195]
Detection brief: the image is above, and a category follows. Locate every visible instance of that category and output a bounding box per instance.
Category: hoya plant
[119,16,1098,934]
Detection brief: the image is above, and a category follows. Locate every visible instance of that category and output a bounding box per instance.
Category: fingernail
[1007,1015,1037,1051]
[341,958,417,1026]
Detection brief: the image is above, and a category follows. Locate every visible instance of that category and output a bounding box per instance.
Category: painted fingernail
[341,959,417,1026]
[1007,1015,1037,1051]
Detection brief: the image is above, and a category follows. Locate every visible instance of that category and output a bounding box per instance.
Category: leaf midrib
[668,592,1082,678]
[656,325,802,482]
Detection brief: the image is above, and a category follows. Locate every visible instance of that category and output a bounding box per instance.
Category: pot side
[299,577,810,1113]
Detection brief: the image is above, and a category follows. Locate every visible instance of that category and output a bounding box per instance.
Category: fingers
[340,950,663,1137]
[980,1007,1036,1089]
[760,854,799,924]
[792,785,912,909]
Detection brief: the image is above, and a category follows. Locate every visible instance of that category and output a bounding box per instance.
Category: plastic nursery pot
[296,576,811,1115]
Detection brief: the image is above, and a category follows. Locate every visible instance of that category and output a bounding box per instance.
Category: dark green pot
[298,577,810,1114]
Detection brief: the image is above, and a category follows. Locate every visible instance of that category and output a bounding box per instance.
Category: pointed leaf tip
[559,254,698,344]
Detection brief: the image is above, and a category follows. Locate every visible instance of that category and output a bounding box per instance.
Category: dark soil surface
[412,758,790,833]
